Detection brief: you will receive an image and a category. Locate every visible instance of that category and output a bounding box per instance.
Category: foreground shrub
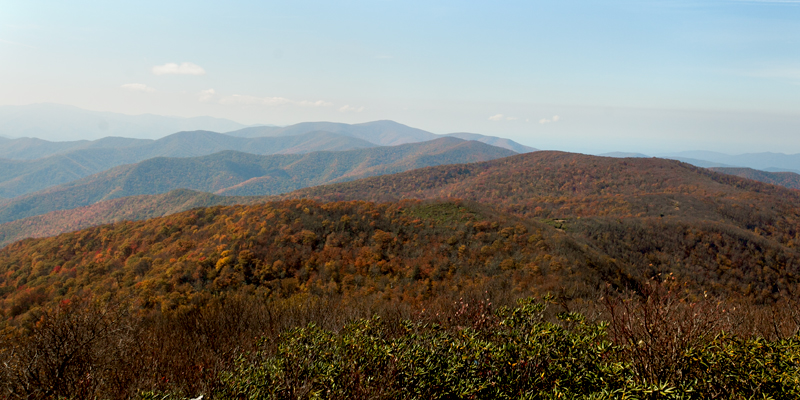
[215,297,800,399]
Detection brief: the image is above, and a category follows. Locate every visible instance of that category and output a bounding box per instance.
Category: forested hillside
[4,151,800,321]
[277,151,800,302]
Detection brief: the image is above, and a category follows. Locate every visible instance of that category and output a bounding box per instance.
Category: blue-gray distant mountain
[0,103,249,141]
[0,137,515,224]
[228,120,536,153]
[0,136,151,160]
[598,152,650,158]
[444,133,537,153]
[658,151,800,172]
[709,167,800,190]
[659,157,735,169]
[228,120,436,145]
[0,131,375,198]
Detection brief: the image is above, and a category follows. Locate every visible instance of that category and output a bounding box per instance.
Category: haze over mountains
[0,104,535,153]
[708,167,800,190]
[602,150,800,174]
[0,103,251,141]
[0,108,535,200]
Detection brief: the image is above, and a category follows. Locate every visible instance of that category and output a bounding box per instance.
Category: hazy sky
[2,0,800,154]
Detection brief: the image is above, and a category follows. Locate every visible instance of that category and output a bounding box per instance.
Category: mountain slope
[0,138,515,224]
[0,199,625,324]
[272,151,800,302]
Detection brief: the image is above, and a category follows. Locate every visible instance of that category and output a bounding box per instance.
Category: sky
[2,0,800,154]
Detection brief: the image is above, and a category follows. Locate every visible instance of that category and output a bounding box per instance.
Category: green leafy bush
[214,298,800,400]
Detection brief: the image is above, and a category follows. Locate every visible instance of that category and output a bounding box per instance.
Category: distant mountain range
[709,167,800,190]
[229,120,435,146]
[602,150,800,174]
[0,110,536,199]
[0,138,515,225]
[0,103,251,141]
[1,104,536,153]
[0,131,375,198]
[658,151,800,173]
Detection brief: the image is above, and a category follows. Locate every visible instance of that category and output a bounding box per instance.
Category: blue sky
[2,0,800,153]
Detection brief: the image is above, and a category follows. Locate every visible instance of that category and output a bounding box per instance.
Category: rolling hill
[267,151,800,301]
[0,138,515,224]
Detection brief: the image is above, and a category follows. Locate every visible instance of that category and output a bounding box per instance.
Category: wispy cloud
[198,89,215,102]
[219,94,332,107]
[489,114,520,121]
[339,105,365,113]
[120,83,155,93]
[539,115,561,124]
[152,62,206,76]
